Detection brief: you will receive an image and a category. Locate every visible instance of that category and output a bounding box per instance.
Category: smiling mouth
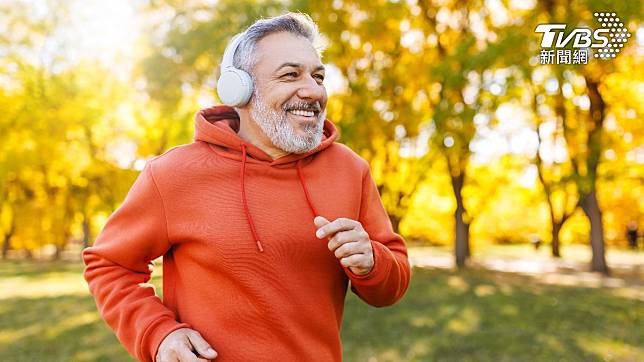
[286,109,319,119]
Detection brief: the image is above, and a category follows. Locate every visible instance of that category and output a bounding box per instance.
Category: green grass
[0,260,642,361]
[409,243,643,264]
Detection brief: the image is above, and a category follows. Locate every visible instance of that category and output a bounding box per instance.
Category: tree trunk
[454,203,470,268]
[581,191,608,274]
[551,222,562,258]
[581,78,608,274]
[464,225,471,257]
[389,214,402,234]
[451,173,470,268]
[1,218,15,259]
[2,233,12,259]
[53,245,62,260]
[82,214,91,249]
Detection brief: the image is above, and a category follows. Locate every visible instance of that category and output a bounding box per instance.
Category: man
[83,13,411,362]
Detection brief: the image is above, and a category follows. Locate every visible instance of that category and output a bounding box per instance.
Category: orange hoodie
[83,105,411,362]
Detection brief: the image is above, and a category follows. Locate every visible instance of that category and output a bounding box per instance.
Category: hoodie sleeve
[345,165,412,307]
[82,161,190,362]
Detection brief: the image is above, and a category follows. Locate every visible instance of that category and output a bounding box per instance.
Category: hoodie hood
[193,105,338,252]
[194,105,338,166]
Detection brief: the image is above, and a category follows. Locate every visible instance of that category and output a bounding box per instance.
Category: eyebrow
[274,62,325,73]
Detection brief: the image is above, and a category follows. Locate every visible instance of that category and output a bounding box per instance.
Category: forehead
[253,32,323,72]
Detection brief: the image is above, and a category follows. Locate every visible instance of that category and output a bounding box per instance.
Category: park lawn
[0,260,642,362]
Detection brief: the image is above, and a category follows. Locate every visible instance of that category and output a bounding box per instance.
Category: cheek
[256,82,291,111]
[268,84,298,105]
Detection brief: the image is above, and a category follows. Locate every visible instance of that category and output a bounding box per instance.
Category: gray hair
[232,12,326,76]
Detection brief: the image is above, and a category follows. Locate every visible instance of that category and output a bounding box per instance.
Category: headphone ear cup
[217,68,253,107]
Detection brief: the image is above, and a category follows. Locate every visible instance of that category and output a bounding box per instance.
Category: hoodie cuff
[143,317,192,362]
[345,240,393,286]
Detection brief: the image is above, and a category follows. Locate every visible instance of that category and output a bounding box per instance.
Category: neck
[237,111,290,160]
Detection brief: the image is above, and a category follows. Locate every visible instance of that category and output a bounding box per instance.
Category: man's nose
[296,75,326,101]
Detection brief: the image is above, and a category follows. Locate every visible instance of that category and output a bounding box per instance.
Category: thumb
[187,330,218,359]
[314,215,330,227]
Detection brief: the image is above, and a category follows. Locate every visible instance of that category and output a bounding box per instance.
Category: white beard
[249,90,326,154]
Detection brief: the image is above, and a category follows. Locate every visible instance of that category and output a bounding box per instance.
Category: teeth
[289,109,315,117]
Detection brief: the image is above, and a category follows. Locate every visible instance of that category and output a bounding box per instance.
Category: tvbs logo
[535,24,609,48]
[535,12,631,64]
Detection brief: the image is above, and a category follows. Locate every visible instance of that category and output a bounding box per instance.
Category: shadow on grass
[0,294,135,362]
[0,262,641,361]
[0,260,84,279]
[341,267,643,361]
[0,265,162,362]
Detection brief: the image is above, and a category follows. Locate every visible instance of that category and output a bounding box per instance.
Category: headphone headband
[221,32,244,70]
[216,32,253,107]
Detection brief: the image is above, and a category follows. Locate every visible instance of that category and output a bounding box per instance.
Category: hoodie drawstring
[297,159,318,217]
[240,145,319,253]
[241,144,264,252]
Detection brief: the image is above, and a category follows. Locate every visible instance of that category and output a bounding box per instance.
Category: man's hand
[156,328,218,362]
[314,216,374,275]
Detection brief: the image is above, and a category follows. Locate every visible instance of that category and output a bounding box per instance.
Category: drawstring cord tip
[256,240,264,252]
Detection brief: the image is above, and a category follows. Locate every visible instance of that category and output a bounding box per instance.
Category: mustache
[282,100,322,113]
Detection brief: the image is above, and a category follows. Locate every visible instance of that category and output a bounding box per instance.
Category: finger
[332,241,363,259]
[313,215,330,228]
[187,331,218,360]
[159,345,181,362]
[156,352,179,362]
[340,253,366,268]
[327,229,363,252]
[316,218,359,239]
[175,341,201,362]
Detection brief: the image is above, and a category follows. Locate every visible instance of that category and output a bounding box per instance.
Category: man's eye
[282,72,298,78]
[314,74,325,82]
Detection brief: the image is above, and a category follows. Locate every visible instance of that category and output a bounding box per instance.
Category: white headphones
[216,32,254,107]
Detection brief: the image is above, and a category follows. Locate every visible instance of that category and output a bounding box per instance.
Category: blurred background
[0,0,642,361]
